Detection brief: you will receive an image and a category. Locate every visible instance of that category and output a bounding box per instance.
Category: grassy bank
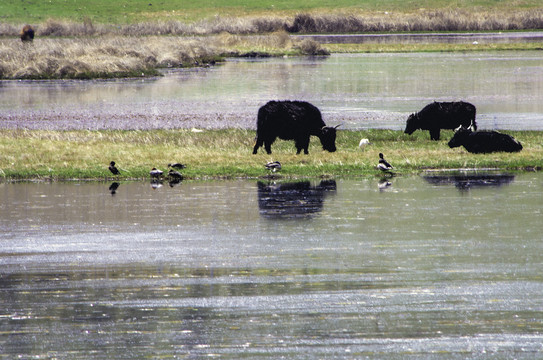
[1,129,541,181]
[1,0,542,25]
[1,9,543,37]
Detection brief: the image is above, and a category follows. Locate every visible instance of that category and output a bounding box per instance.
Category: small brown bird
[108,161,120,175]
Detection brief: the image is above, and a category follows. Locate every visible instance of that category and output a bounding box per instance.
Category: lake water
[1,51,542,131]
[1,174,543,359]
[296,31,543,44]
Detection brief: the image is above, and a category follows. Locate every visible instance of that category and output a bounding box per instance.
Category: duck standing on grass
[150,167,164,178]
[265,161,282,173]
[168,163,186,170]
[168,169,183,180]
[378,153,394,173]
[108,161,121,176]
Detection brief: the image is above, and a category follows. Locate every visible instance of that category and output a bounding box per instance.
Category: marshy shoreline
[2,8,543,80]
[1,128,541,181]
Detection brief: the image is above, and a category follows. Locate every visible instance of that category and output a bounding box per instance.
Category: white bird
[377,153,393,173]
[265,161,282,172]
[359,138,371,149]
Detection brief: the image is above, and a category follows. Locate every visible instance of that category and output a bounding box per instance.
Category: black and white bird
[150,167,164,178]
[265,161,282,173]
[168,163,186,170]
[108,161,121,176]
[377,153,393,173]
[168,169,183,180]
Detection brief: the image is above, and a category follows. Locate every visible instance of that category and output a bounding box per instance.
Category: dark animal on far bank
[20,25,35,42]
[448,127,522,153]
[405,101,477,140]
[253,100,339,155]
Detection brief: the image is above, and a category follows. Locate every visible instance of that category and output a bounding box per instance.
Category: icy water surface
[1,51,542,130]
[1,174,543,359]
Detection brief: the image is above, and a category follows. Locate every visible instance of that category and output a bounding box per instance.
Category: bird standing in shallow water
[265,161,282,173]
[378,153,393,173]
[108,161,120,176]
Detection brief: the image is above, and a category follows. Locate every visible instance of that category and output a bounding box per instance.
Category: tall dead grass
[1,9,542,38]
[0,31,327,79]
[0,36,224,79]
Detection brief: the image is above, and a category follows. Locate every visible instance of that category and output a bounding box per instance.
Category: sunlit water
[1,174,543,359]
[1,51,543,131]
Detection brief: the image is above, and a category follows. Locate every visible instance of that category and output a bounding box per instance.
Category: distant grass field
[1,129,541,180]
[1,0,542,24]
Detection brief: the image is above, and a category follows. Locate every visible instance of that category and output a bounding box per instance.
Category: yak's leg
[264,140,273,154]
[429,129,440,141]
[252,136,264,154]
[295,137,310,155]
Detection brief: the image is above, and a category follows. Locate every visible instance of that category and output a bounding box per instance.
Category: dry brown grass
[1,9,542,38]
[0,31,328,79]
[0,36,222,79]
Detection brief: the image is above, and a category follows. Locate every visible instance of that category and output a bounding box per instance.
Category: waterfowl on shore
[265,161,282,172]
[168,169,183,179]
[378,153,393,173]
[150,167,164,178]
[359,138,371,149]
[168,163,186,170]
[108,161,120,175]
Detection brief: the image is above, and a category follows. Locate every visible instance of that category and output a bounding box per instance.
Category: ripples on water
[1,174,543,359]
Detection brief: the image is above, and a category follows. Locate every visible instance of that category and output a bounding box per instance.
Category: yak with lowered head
[253,100,338,155]
[448,127,522,153]
[405,101,477,140]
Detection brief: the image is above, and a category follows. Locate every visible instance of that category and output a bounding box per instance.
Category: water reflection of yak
[423,173,515,191]
[257,180,336,219]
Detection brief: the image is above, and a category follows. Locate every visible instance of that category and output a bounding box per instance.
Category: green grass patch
[1,0,541,24]
[1,129,541,181]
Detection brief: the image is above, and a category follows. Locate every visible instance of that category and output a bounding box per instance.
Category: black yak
[253,100,338,155]
[20,25,35,42]
[448,127,522,153]
[405,101,477,140]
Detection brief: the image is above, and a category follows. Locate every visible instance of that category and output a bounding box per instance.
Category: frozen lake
[1,174,543,358]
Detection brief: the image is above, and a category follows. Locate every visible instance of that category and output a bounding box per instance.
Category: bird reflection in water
[378,178,393,192]
[108,182,120,195]
[257,180,336,219]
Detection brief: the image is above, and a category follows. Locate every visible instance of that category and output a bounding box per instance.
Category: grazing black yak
[20,25,35,42]
[253,100,338,155]
[405,101,477,140]
[448,127,522,153]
